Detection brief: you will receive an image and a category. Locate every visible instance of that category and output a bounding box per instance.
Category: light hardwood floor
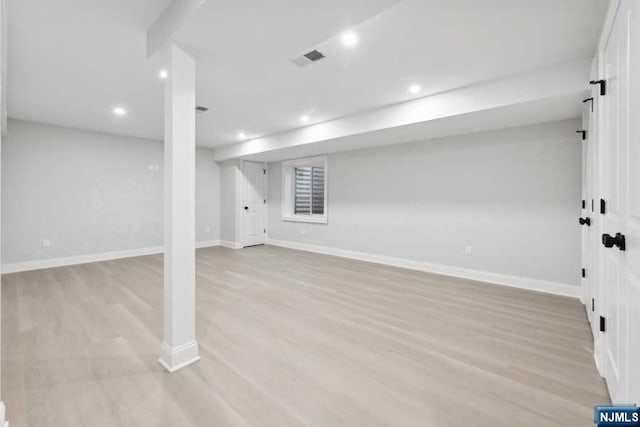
[2,245,608,426]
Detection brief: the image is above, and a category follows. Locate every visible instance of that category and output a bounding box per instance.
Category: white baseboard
[2,237,580,299]
[196,239,221,249]
[266,238,580,299]
[2,246,164,274]
[594,350,604,377]
[220,240,242,249]
[158,341,200,373]
[2,240,222,274]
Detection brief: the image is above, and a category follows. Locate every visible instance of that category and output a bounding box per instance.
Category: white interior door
[599,0,640,403]
[623,0,640,404]
[585,57,607,352]
[581,80,598,329]
[242,161,266,247]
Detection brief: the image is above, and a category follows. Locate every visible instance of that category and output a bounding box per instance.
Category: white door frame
[598,1,624,399]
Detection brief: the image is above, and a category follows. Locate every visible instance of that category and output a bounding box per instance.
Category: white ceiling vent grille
[291,49,326,67]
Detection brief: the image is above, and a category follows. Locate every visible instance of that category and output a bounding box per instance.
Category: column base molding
[1,400,8,426]
[158,341,200,373]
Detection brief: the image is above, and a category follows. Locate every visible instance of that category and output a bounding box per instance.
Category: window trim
[282,156,328,224]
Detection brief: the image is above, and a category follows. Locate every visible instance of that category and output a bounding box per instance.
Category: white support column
[158,43,200,373]
[1,0,8,422]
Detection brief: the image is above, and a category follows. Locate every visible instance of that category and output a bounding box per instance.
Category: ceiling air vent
[195,106,209,113]
[291,49,326,67]
[304,49,325,62]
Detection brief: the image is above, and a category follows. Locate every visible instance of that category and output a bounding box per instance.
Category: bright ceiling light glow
[113,107,126,117]
[409,84,421,94]
[341,31,358,47]
[300,115,311,124]
[159,69,168,79]
[238,132,247,140]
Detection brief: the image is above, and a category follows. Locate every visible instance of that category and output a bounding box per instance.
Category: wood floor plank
[3,245,608,426]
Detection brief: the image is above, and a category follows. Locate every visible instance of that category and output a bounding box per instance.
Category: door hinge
[591,199,594,213]
[576,130,587,141]
[264,228,266,233]
[591,298,595,312]
[590,79,606,96]
[599,316,606,332]
[582,199,586,209]
[582,97,594,112]
[600,199,606,214]
[263,169,266,174]
[263,199,266,204]
[581,268,586,278]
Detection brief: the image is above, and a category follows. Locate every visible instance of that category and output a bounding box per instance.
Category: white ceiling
[8,0,171,140]
[8,0,607,147]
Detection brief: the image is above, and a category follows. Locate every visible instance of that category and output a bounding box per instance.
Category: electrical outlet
[465,245,472,255]
[42,239,51,248]
[148,164,159,172]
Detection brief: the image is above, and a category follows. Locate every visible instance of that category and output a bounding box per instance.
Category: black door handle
[579,217,591,226]
[602,233,626,251]
[244,206,249,210]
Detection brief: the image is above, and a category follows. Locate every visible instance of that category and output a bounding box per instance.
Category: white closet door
[622,0,640,404]
[599,0,640,403]
[242,161,267,247]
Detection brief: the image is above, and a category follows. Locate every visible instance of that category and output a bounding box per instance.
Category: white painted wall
[1,119,220,264]
[195,147,220,243]
[219,160,241,244]
[267,119,582,287]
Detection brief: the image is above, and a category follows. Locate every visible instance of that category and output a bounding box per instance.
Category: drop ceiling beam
[147,0,206,58]
[213,59,590,162]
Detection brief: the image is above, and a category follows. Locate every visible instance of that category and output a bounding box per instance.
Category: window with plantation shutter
[294,166,324,215]
[282,156,328,223]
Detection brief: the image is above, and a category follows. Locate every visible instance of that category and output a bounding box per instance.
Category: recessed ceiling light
[159,69,168,80]
[409,85,421,94]
[113,107,126,117]
[238,132,247,140]
[300,115,311,124]
[341,31,358,47]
